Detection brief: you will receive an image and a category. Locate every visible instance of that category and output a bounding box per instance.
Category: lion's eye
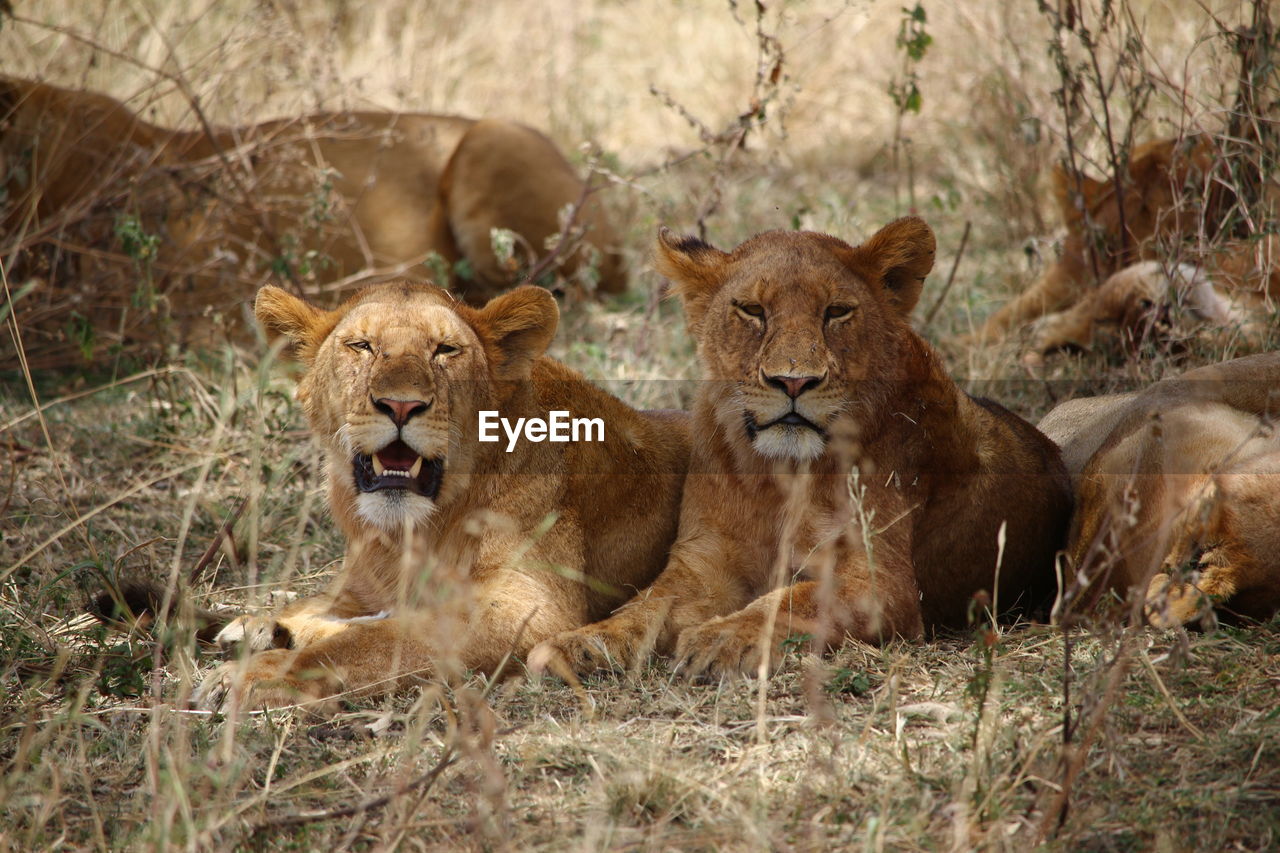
[825,304,855,321]
[347,340,373,353]
[434,342,460,357]
[734,302,765,320]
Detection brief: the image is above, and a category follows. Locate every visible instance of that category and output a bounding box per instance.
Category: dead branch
[922,220,972,331]
[189,497,248,584]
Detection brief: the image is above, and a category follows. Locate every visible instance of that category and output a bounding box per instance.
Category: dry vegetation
[3,0,1279,849]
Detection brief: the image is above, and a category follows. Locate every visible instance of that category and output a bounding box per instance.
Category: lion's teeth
[409,456,423,478]
[372,455,385,476]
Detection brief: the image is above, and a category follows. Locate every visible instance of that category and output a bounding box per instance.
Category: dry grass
[4,0,1280,849]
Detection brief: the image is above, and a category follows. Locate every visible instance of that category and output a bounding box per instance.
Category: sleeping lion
[1,76,624,365]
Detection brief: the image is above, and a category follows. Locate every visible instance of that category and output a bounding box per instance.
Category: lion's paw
[192,650,327,713]
[673,615,783,679]
[1145,573,1214,629]
[527,627,645,679]
[213,614,293,654]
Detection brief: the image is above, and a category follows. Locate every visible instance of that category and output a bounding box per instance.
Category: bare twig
[643,0,787,240]
[1039,631,1136,840]
[518,170,599,288]
[251,746,459,832]
[189,497,248,584]
[0,367,190,433]
[1137,645,1206,741]
[921,220,971,330]
[1083,6,1133,262]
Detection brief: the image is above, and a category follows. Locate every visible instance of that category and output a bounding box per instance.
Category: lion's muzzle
[745,409,827,439]
[353,439,445,500]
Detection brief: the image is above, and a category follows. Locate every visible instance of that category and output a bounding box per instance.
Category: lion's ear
[476,285,559,379]
[854,216,936,317]
[254,286,335,361]
[655,227,731,331]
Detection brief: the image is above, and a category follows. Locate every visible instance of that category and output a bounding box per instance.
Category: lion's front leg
[456,570,591,676]
[209,591,358,655]
[528,547,751,678]
[195,569,590,711]
[1144,541,1249,628]
[525,594,671,678]
[1026,299,1104,365]
[195,649,336,713]
[672,584,832,679]
[195,615,435,712]
[673,560,925,679]
[965,261,1082,345]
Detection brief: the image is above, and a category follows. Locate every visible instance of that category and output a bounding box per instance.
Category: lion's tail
[88,579,228,644]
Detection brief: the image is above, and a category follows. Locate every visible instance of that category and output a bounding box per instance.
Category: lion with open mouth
[193,280,689,711]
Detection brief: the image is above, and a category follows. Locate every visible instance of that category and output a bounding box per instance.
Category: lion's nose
[372,397,431,427]
[764,373,825,399]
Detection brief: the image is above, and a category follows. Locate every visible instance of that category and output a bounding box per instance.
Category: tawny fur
[194,281,687,711]
[966,136,1278,352]
[1042,353,1280,627]
[1,77,623,362]
[530,218,1074,680]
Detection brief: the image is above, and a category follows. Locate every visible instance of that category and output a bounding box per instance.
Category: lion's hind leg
[439,119,625,303]
[1144,461,1280,627]
[963,259,1084,346]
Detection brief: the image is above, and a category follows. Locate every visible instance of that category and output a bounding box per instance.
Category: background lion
[1041,353,1280,627]
[964,136,1279,358]
[192,281,688,710]
[1,77,624,367]
[531,217,1074,680]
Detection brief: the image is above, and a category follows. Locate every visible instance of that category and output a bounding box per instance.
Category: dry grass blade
[251,746,460,832]
[2,459,210,583]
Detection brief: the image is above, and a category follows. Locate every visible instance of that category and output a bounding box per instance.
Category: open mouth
[352,439,444,499]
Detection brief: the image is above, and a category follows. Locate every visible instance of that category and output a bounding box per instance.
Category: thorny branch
[646,0,787,240]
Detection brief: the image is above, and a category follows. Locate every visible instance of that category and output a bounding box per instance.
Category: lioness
[193,281,688,710]
[530,218,1073,679]
[1041,353,1280,627]
[1023,250,1277,365]
[1,77,623,363]
[964,136,1278,356]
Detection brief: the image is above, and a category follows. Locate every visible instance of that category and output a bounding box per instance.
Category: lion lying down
[192,281,688,711]
[531,217,1074,680]
[1,77,623,363]
[1040,353,1280,627]
[964,136,1278,358]
[1025,246,1278,365]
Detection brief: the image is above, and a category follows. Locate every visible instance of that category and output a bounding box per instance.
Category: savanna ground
[3,0,1280,849]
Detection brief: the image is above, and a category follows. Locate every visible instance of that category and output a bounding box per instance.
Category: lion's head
[655,217,935,462]
[255,280,558,532]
